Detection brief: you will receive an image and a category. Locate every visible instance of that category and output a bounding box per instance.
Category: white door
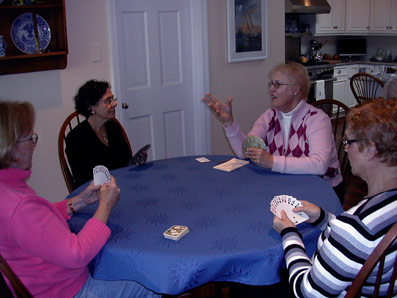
[110,0,210,161]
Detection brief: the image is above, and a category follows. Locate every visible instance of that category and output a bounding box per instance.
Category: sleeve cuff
[311,208,325,226]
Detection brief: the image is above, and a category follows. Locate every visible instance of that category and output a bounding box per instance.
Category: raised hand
[202,93,234,127]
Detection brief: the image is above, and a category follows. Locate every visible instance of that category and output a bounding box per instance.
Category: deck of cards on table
[242,135,266,155]
[93,165,111,185]
[163,225,189,241]
[270,195,309,225]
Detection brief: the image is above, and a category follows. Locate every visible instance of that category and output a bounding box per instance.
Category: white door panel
[110,0,209,161]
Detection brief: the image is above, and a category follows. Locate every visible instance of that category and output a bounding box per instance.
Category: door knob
[122,103,129,109]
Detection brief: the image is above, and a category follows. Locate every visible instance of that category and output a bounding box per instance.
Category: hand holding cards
[93,165,111,185]
[128,144,150,166]
[242,135,266,156]
[270,195,309,225]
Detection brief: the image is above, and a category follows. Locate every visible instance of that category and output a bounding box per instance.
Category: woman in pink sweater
[203,62,343,202]
[0,101,159,298]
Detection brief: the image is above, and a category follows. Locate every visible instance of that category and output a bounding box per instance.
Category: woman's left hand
[246,148,273,169]
[76,182,102,206]
[273,210,296,233]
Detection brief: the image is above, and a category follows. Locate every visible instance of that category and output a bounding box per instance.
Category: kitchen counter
[325,60,397,67]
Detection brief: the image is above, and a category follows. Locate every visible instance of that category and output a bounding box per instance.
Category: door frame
[108,0,211,156]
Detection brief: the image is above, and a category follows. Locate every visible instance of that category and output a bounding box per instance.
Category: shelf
[0,0,68,75]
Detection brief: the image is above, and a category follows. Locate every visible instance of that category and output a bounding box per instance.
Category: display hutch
[0,0,68,75]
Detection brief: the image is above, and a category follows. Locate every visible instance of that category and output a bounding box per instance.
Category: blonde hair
[347,98,397,166]
[269,62,310,99]
[0,101,35,169]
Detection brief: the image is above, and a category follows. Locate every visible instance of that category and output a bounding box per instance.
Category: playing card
[242,135,266,156]
[93,165,111,185]
[196,157,210,163]
[270,195,309,225]
[163,225,189,241]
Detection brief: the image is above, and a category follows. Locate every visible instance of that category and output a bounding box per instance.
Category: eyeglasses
[268,80,296,89]
[18,133,38,145]
[99,97,118,106]
[341,137,361,149]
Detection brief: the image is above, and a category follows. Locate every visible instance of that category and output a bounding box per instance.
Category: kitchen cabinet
[0,0,68,75]
[345,0,370,34]
[315,0,345,35]
[370,0,397,34]
[333,65,358,107]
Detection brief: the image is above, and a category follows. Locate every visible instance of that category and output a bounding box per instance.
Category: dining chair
[0,254,33,298]
[345,222,397,298]
[312,99,351,196]
[58,111,132,193]
[350,72,385,105]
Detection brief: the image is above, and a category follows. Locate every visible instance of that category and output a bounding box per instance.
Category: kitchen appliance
[305,63,335,104]
[285,0,331,14]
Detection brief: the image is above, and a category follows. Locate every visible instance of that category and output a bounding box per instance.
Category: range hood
[285,0,331,14]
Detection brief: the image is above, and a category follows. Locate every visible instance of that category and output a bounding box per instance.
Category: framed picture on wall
[227,0,268,63]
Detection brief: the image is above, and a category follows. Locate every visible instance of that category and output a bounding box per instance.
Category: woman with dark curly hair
[66,80,146,188]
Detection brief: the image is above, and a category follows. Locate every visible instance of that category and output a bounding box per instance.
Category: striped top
[281,189,397,297]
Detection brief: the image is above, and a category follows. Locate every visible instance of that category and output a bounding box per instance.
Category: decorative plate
[11,13,51,54]
[242,135,266,156]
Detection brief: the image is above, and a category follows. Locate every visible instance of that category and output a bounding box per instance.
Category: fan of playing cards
[242,135,266,156]
[93,165,111,185]
[270,195,309,225]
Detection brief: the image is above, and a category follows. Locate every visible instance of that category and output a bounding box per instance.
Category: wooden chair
[345,223,397,298]
[0,254,33,298]
[58,111,132,193]
[350,72,385,105]
[312,99,351,195]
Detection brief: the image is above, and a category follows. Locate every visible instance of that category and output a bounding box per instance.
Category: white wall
[207,1,285,154]
[0,0,112,202]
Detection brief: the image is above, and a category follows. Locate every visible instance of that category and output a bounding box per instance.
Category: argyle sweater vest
[266,109,339,180]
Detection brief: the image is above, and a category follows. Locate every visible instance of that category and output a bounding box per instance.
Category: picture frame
[227,0,268,63]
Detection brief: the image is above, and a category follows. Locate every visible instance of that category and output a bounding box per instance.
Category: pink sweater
[224,101,342,187]
[0,168,111,298]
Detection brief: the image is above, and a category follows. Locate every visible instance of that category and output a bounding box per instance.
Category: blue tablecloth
[68,155,343,295]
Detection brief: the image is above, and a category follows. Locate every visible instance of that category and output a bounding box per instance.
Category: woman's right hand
[93,176,120,224]
[98,176,120,210]
[293,200,321,224]
[202,93,234,127]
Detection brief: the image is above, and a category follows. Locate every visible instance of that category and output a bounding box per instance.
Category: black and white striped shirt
[281,189,397,297]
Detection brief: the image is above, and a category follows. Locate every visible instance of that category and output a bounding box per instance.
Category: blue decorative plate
[11,13,51,54]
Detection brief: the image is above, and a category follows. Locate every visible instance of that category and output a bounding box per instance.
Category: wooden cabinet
[345,0,370,34]
[0,0,68,75]
[370,0,397,34]
[333,65,358,107]
[315,0,345,34]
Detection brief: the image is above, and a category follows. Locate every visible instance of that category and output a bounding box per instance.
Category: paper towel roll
[315,80,325,100]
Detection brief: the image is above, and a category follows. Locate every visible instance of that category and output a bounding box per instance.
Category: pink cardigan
[224,101,342,187]
[0,168,111,298]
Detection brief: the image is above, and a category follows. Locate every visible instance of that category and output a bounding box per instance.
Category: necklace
[102,132,108,143]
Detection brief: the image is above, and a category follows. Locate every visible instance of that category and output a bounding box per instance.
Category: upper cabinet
[315,0,345,34]
[369,0,397,34]
[314,0,396,35]
[345,0,370,33]
[0,0,68,75]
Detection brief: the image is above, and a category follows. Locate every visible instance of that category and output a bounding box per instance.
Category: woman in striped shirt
[273,98,397,297]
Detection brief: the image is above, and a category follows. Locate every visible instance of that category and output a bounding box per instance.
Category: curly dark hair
[74,80,111,118]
